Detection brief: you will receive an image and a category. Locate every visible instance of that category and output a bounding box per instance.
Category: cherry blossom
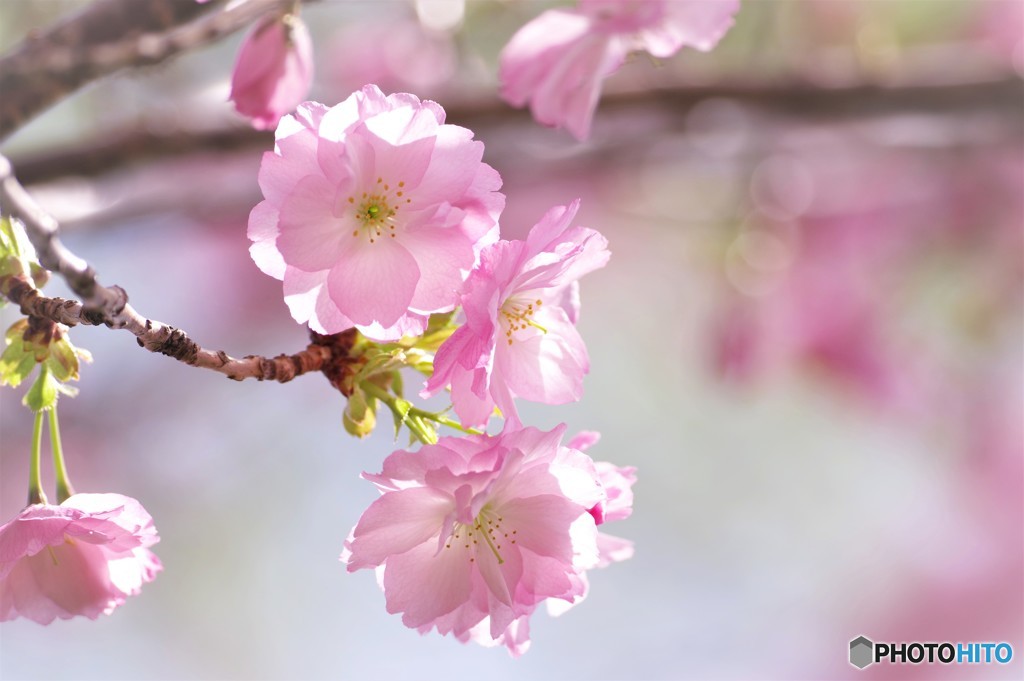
[500,0,740,139]
[567,431,636,567]
[230,13,314,131]
[342,425,608,655]
[248,85,504,340]
[423,200,609,427]
[0,494,162,624]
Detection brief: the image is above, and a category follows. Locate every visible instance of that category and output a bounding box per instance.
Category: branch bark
[7,75,1023,186]
[0,0,293,142]
[0,154,353,383]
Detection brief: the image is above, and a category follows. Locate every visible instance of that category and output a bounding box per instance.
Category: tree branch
[0,0,293,142]
[0,154,353,383]
[7,75,1023,186]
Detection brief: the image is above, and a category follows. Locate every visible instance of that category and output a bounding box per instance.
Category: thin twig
[0,0,293,142]
[0,155,349,383]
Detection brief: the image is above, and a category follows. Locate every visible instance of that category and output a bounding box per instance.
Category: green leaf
[0,345,36,387]
[1,320,35,387]
[23,366,58,412]
[46,337,80,383]
[4,319,27,344]
[0,217,20,257]
[0,217,38,292]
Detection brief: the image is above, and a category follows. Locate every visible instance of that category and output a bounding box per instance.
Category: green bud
[343,387,377,438]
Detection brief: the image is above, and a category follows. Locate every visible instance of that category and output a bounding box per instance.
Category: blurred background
[0,1,1021,679]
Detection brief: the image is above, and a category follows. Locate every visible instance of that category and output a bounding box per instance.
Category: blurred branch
[0,0,294,142]
[0,154,351,383]
[9,75,1024,185]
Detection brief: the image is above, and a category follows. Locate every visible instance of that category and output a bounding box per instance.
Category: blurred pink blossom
[230,14,314,131]
[328,18,457,99]
[712,147,1024,433]
[0,494,161,624]
[342,425,615,656]
[499,0,739,139]
[248,85,504,340]
[423,200,609,426]
[973,0,1024,73]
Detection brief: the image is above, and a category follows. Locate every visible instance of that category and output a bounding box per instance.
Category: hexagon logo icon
[849,636,874,669]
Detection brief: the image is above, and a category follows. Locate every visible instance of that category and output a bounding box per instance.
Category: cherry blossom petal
[326,237,419,327]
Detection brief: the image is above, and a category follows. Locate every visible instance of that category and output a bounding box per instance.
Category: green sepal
[23,365,59,412]
[386,396,436,444]
[390,396,412,439]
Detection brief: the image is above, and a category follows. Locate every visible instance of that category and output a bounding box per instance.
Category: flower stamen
[501,297,547,344]
[445,507,514,565]
[348,179,406,244]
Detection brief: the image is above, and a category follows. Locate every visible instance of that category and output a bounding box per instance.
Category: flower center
[346,178,411,244]
[444,506,517,565]
[500,296,546,345]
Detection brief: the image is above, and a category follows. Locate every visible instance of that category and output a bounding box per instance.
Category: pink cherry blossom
[0,494,162,624]
[499,0,740,140]
[230,13,314,131]
[342,425,608,655]
[464,430,636,652]
[423,200,609,427]
[248,85,504,340]
[567,430,636,567]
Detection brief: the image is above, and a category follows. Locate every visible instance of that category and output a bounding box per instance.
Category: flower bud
[229,13,314,130]
[343,387,377,438]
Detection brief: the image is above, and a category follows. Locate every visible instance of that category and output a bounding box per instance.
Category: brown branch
[0,0,293,142]
[8,75,1024,186]
[3,270,349,383]
[0,154,355,383]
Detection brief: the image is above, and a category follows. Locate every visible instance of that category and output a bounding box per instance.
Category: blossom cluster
[342,426,635,656]
[248,84,633,652]
[0,0,751,654]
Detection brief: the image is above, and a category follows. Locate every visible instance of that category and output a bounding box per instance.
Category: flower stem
[359,380,483,441]
[49,404,75,502]
[27,411,47,506]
